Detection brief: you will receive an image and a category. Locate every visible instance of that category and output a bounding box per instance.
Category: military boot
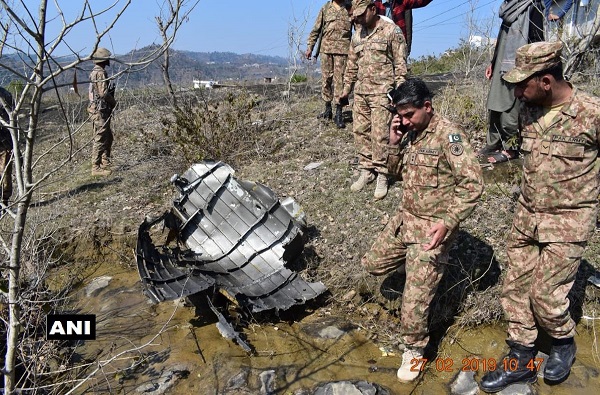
[397,347,425,382]
[373,173,388,200]
[544,337,576,382]
[480,341,537,393]
[101,152,112,170]
[334,104,345,128]
[317,102,332,120]
[92,165,111,176]
[350,169,375,192]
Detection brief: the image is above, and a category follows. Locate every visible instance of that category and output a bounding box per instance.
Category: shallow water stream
[61,258,600,395]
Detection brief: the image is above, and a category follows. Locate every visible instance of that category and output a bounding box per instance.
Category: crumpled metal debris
[136,161,326,312]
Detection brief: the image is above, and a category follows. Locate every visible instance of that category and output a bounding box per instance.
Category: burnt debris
[136,161,326,312]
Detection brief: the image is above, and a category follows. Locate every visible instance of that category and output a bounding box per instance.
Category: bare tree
[0,1,186,392]
[287,8,311,96]
[155,0,200,107]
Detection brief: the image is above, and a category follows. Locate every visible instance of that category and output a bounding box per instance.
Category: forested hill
[0,46,291,90]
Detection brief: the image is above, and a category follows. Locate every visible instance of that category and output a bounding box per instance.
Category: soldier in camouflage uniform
[339,0,407,200]
[88,47,116,177]
[362,78,483,382]
[305,0,352,128]
[0,87,14,210]
[480,41,600,392]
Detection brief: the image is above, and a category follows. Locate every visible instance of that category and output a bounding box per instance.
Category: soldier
[305,0,352,128]
[362,78,483,382]
[0,87,14,210]
[480,41,600,392]
[88,47,116,177]
[339,0,407,200]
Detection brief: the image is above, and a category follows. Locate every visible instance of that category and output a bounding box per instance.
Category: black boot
[317,102,332,120]
[334,104,345,128]
[544,337,576,382]
[480,341,537,393]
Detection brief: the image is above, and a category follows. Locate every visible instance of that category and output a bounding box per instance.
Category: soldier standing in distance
[480,41,600,392]
[339,0,407,200]
[89,47,116,177]
[362,78,483,382]
[0,87,14,210]
[305,0,352,128]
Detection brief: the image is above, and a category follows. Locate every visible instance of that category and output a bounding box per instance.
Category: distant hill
[0,46,293,90]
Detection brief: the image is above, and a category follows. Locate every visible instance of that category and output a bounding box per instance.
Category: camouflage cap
[503,41,563,84]
[92,47,112,64]
[353,0,374,16]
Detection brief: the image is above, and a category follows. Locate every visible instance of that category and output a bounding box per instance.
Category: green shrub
[162,91,262,166]
[290,73,307,83]
[6,79,25,99]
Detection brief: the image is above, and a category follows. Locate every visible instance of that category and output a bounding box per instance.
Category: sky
[8,0,505,60]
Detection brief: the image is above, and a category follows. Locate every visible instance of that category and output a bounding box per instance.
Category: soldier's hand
[305,49,312,60]
[423,222,448,251]
[389,114,403,145]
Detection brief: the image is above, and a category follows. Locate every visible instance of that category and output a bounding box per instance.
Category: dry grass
[26,76,600,368]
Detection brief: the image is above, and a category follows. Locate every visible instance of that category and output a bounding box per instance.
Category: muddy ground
[16,78,600,394]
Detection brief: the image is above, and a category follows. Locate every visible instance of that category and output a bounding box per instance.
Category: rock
[226,367,250,390]
[135,363,190,394]
[314,381,389,395]
[450,370,478,395]
[259,370,276,395]
[318,326,346,339]
[342,290,357,301]
[497,383,535,395]
[304,162,323,171]
[84,276,112,297]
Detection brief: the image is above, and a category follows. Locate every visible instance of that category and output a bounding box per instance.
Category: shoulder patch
[448,134,462,143]
[450,143,464,156]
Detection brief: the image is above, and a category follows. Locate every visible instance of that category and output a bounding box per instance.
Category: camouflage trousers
[502,226,585,347]
[352,93,392,174]
[91,111,114,168]
[0,148,13,205]
[362,209,453,349]
[320,53,347,103]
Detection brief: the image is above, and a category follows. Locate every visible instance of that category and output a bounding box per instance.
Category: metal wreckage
[136,161,326,349]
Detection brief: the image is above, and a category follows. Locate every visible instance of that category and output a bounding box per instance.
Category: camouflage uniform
[306,1,352,103]
[342,17,406,174]
[0,87,13,206]
[88,63,116,171]
[362,115,484,348]
[501,86,600,346]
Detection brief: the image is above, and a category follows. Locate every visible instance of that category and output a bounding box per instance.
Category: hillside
[15,75,600,393]
[0,46,295,91]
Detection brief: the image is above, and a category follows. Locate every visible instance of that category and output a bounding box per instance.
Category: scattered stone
[318,325,346,339]
[304,162,323,171]
[259,369,276,395]
[313,381,390,395]
[225,367,250,390]
[342,290,357,301]
[497,383,534,395]
[450,370,478,395]
[135,363,190,394]
[84,276,112,297]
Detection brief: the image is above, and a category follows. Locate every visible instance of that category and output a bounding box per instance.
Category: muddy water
[67,260,600,395]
